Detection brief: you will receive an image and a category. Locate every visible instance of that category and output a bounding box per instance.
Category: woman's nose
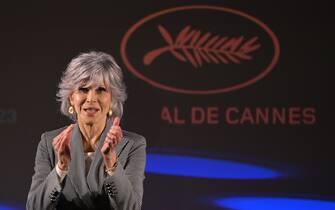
[86,90,97,103]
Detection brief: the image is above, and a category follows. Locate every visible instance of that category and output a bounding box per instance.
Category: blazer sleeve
[103,135,146,210]
[26,133,63,210]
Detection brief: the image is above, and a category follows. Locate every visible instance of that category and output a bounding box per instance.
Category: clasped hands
[52,118,122,171]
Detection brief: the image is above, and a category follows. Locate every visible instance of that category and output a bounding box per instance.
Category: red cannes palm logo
[144,25,261,68]
[121,5,280,94]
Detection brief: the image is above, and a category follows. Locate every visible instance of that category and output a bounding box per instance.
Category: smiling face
[69,80,112,127]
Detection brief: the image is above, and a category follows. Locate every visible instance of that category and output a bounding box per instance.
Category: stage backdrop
[0,1,333,210]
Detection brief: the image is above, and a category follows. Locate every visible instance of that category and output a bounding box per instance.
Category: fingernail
[113,117,120,126]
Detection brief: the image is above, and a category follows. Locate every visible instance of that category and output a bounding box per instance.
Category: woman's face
[69,81,112,126]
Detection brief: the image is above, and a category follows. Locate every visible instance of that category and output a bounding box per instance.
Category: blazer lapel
[87,119,129,192]
[67,123,95,208]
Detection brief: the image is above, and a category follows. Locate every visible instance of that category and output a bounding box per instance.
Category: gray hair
[56,51,127,121]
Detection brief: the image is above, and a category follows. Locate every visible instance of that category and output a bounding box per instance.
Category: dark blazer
[26,119,146,210]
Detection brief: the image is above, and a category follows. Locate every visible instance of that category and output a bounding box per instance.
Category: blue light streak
[215,197,335,210]
[0,204,20,210]
[145,153,283,179]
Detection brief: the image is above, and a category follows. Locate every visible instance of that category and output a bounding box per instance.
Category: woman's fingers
[53,124,74,150]
[59,136,68,154]
[101,119,121,168]
[109,126,122,137]
[52,124,74,170]
[55,124,73,156]
[104,118,123,149]
[112,117,122,136]
[107,132,116,140]
[113,117,120,127]
[108,126,122,143]
[64,125,74,148]
[102,134,118,156]
[106,134,117,147]
[101,141,111,154]
[58,135,71,166]
[110,118,122,139]
[53,130,66,148]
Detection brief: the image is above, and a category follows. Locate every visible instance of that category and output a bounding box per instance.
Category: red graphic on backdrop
[121,5,280,94]
[144,25,261,68]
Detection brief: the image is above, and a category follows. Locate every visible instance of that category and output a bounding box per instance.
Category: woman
[26,51,146,210]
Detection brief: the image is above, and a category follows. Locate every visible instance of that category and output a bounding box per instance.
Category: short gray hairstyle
[56,51,127,121]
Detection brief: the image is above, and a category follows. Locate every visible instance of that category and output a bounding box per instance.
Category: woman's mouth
[83,108,100,116]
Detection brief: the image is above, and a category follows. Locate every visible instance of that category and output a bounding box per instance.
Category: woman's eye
[96,87,106,93]
[78,87,89,93]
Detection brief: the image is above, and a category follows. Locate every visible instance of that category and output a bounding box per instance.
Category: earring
[68,106,74,114]
[107,109,113,118]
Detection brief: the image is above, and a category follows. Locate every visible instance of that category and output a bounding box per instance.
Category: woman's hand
[101,117,123,169]
[52,124,74,170]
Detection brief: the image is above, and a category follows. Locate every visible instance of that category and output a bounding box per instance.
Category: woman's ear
[69,93,74,106]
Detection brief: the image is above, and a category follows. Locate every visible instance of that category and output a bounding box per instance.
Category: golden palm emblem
[144,25,261,68]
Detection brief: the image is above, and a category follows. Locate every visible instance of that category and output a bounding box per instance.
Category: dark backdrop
[0,1,333,210]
